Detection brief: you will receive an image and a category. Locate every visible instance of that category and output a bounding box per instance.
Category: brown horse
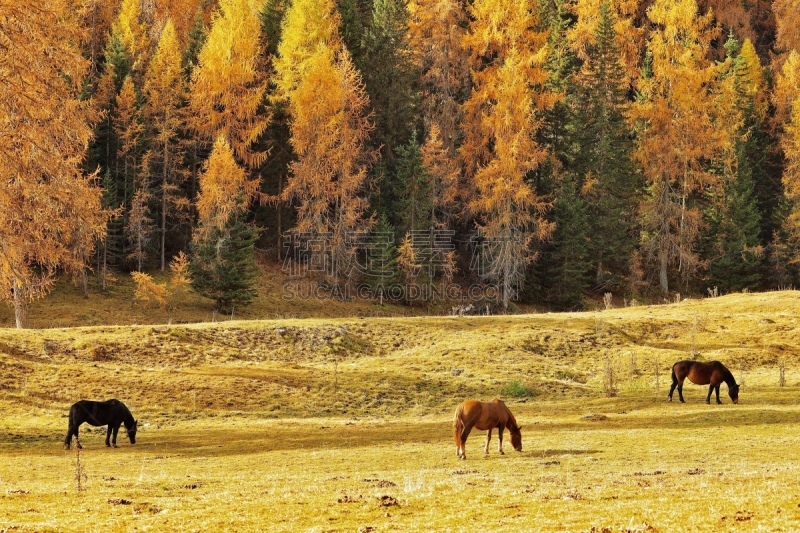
[453,398,521,460]
[668,360,739,405]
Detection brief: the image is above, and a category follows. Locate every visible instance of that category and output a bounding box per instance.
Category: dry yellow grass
[1,291,800,531]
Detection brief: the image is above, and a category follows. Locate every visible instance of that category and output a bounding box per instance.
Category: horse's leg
[484,429,492,455]
[106,426,112,447]
[677,381,685,403]
[668,372,678,401]
[460,421,476,460]
[715,385,722,404]
[497,425,505,455]
[706,385,713,405]
[74,424,82,449]
[64,426,73,449]
[111,424,120,447]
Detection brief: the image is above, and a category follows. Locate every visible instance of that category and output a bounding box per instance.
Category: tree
[0,0,107,328]
[630,0,727,294]
[702,34,763,292]
[189,0,270,170]
[571,1,640,292]
[190,136,260,311]
[275,0,376,284]
[359,0,420,216]
[460,0,555,310]
[144,19,189,271]
[407,0,469,154]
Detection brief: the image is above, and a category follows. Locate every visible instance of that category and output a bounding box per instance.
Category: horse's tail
[671,363,678,385]
[453,404,465,447]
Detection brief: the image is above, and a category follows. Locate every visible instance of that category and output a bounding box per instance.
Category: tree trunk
[659,247,669,294]
[12,279,28,329]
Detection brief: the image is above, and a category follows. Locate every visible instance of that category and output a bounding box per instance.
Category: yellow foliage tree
[421,124,460,229]
[407,0,469,154]
[275,0,376,283]
[144,19,189,271]
[112,0,149,74]
[630,0,726,293]
[131,271,170,308]
[459,0,555,310]
[0,0,107,328]
[189,0,270,169]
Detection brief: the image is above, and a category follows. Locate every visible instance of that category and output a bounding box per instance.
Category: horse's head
[729,383,740,404]
[510,425,522,452]
[127,420,138,444]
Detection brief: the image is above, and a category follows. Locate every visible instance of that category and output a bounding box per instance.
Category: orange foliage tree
[0,0,107,328]
[630,0,727,293]
[407,0,469,155]
[459,0,556,310]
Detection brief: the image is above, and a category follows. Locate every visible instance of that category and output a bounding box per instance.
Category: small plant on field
[500,380,534,398]
[603,357,617,397]
[131,271,170,309]
[73,437,87,491]
[779,359,786,387]
[629,352,640,377]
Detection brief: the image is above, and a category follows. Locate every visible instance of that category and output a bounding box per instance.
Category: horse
[453,398,521,460]
[668,360,740,405]
[64,399,138,449]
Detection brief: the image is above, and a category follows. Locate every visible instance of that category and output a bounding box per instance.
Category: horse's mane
[494,398,519,430]
[118,401,136,428]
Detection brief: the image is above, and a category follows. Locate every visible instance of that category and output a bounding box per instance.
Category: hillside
[1,290,797,422]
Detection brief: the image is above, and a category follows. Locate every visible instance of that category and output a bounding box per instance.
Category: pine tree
[702,34,763,292]
[572,1,639,292]
[359,0,420,214]
[407,0,469,154]
[0,0,107,327]
[190,136,260,311]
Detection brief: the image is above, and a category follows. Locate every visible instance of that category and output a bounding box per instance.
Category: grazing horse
[668,360,740,405]
[453,398,521,460]
[64,399,138,449]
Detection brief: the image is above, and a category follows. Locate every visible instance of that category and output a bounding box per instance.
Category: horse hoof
[77,444,83,449]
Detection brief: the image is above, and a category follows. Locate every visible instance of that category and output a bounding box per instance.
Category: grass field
[1,291,800,531]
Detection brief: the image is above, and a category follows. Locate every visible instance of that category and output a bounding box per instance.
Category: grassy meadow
[1,290,800,531]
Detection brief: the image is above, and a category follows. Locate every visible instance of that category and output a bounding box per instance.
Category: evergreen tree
[395,132,433,235]
[359,0,420,224]
[703,34,763,292]
[190,216,259,312]
[573,1,639,292]
[190,136,260,311]
[537,178,591,309]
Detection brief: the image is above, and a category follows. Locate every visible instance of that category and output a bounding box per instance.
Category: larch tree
[112,0,150,76]
[630,0,727,294]
[275,0,376,284]
[0,0,107,328]
[144,19,189,271]
[407,0,470,154]
[189,0,270,170]
[460,0,556,311]
[190,136,260,311]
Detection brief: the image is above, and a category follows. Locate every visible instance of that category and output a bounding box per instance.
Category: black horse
[64,399,138,449]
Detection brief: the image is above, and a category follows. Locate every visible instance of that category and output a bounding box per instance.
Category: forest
[3,0,800,327]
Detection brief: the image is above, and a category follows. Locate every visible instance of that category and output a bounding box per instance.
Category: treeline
[4,0,800,327]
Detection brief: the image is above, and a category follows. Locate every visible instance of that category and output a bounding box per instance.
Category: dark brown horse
[453,398,521,460]
[668,360,739,404]
[64,399,138,449]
